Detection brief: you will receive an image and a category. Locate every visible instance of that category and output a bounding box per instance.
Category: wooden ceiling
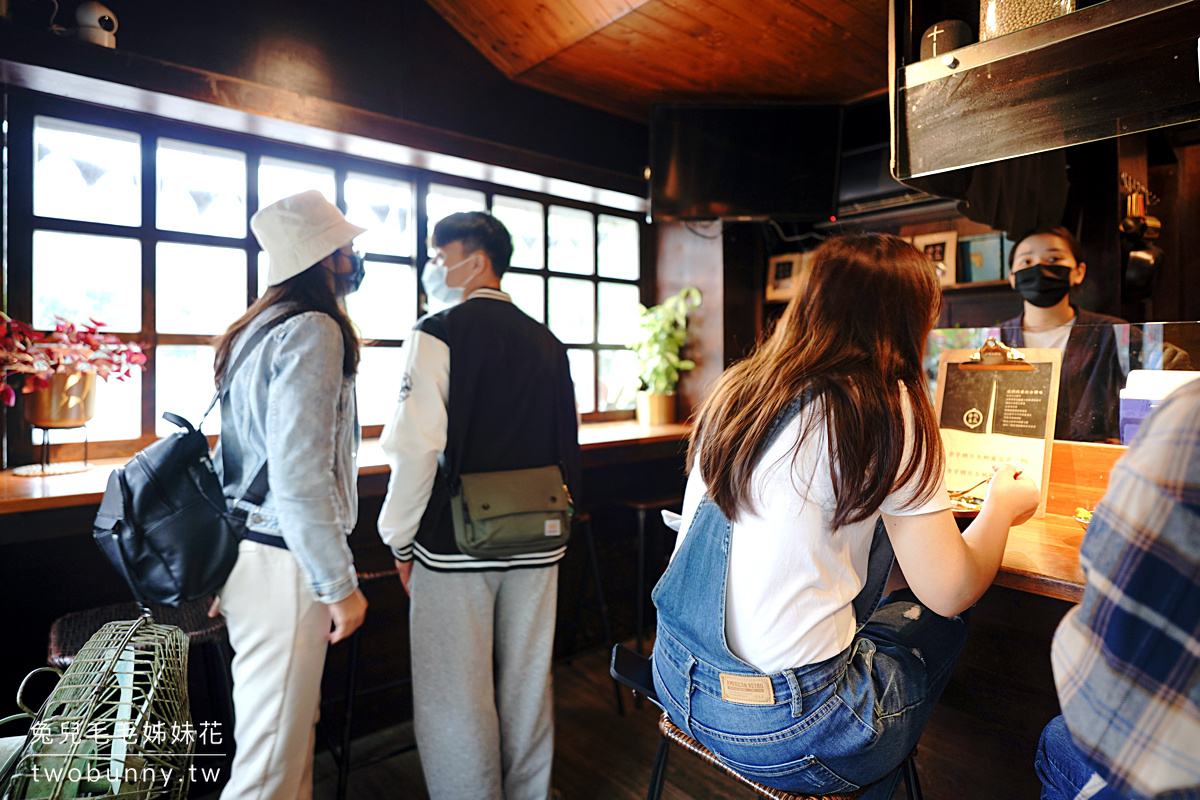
[424,0,890,121]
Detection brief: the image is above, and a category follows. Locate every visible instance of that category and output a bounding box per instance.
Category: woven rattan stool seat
[658,712,910,800]
[48,599,225,669]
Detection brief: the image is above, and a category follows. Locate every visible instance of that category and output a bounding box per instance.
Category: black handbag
[93,310,304,606]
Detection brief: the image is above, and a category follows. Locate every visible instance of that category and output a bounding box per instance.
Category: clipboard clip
[958,337,1036,371]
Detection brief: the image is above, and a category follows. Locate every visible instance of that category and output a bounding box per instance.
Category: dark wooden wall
[6,0,649,180]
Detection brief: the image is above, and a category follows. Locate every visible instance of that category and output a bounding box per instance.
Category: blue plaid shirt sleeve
[1051,379,1200,800]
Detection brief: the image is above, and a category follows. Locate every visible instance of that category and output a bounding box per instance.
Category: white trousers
[218,540,331,800]
[410,563,558,800]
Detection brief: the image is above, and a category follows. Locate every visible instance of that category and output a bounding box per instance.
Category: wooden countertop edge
[0,422,692,514]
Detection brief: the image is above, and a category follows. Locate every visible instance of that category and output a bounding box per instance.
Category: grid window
[11,101,646,462]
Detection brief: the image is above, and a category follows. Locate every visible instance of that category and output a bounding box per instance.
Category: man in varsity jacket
[377,211,580,800]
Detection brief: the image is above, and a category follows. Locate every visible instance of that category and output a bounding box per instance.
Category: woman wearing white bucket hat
[209,189,369,800]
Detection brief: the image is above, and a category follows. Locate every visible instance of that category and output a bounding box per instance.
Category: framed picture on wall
[766,251,816,302]
[913,230,959,286]
[959,233,1004,282]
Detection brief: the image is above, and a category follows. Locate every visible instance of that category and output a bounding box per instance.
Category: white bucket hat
[251,190,367,287]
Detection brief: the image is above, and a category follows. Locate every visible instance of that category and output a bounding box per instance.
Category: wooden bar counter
[0,426,1120,604]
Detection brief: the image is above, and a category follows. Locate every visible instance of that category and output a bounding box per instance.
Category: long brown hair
[213,263,360,385]
[690,233,944,528]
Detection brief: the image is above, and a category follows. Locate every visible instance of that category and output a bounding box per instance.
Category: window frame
[3,88,649,465]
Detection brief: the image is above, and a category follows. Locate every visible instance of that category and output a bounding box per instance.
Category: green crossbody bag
[449,465,572,558]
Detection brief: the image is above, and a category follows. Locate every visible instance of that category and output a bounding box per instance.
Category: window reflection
[493,196,544,270]
[345,261,418,340]
[156,243,248,335]
[258,157,335,209]
[157,139,247,237]
[345,173,413,257]
[549,206,595,275]
[597,282,640,345]
[33,231,142,332]
[356,347,405,427]
[501,272,545,323]
[598,349,638,411]
[426,184,486,234]
[548,277,595,344]
[32,370,142,444]
[34,116,141,227]
[567,349,596,414]
[156,345,218,435]
[598,215,639,279]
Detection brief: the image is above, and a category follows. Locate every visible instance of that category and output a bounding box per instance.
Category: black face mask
[332,253,366,296]
[1013,263,1072,308]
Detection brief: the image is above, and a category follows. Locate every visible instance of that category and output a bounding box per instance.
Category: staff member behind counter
[999,225,1190,443]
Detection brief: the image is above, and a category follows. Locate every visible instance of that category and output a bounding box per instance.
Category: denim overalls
[651,394,970,798]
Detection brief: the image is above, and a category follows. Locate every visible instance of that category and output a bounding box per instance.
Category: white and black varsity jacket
[377,288,581,572]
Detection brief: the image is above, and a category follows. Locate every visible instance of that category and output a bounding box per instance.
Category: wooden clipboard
[934,338,1062,519]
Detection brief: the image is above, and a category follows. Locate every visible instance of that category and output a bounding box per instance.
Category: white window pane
[258,157,336,209]
[356,346,406,427]
[548,278,595,344]
[598,214,640,280]
[548,205,594,275]
[34,116,141,227]
[157,138,247,237]
[599,349,638,412]
[33,231,142,332]
[492,196,544,270]
[157,243,248,335]
[32,371,142,444]
[597,282,641,345]
[501,272,544,323]
[345,261,418,340]
[345,173,413,257]
[156,345,218,435]
[426,184,486,239]
[567,349,595,414]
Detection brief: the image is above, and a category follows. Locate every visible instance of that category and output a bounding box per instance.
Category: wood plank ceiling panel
[424,0,890,121]
[426,0,651,73]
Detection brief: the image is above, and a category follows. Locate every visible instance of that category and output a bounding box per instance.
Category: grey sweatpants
[409,562,558,800]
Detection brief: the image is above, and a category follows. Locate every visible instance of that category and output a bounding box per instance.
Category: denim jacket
[212,304,360,603]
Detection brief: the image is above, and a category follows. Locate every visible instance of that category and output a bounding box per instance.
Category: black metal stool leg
[904,755,923,800]
[581,516,624,715]
[336,627,363,800]
[636,507,647,656]
[646,736,670,800]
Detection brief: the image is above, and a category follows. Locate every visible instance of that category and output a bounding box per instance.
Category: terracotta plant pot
[636,391,675,426]
[24,372,98,429]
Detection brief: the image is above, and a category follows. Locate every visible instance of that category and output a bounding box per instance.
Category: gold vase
[24,372,98,429]
[636,391,675,426]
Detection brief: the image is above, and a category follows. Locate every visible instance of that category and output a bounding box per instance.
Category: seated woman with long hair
[651,233,1039,798]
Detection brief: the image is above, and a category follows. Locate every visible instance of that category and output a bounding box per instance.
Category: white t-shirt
[673,391,951,673]
[1022,316,1075,351]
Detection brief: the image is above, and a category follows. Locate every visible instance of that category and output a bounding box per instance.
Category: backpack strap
[215,308,315,507]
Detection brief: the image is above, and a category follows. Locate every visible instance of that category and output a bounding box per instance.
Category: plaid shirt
[1052,378,1200,800]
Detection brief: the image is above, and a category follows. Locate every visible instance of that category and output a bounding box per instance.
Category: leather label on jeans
[719,673,775,705]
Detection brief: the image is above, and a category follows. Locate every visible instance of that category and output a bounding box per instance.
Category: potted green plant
[629,286,701,425]
[1,314,146,427]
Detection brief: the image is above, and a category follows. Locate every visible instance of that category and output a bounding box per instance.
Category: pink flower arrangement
[0,314,147,407]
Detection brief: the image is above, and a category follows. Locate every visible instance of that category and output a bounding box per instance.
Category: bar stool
[563,511,624,714]
[610,644,924,800]
[46,596,235,778]
[611,493,684,655]
[319,568,414,800]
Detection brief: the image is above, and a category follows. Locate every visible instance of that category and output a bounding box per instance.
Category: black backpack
[93,310,304,606]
